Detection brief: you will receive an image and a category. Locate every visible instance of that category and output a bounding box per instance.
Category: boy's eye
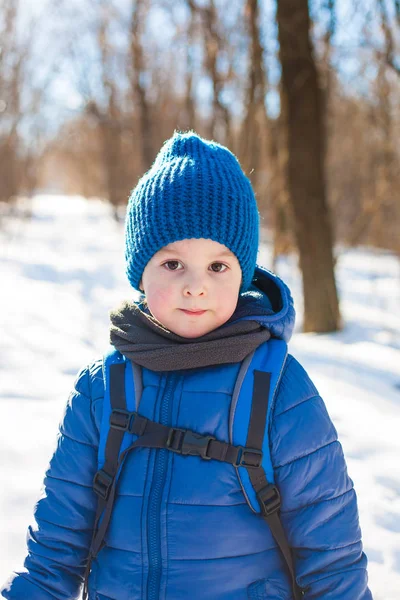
[210,262,227,273]
[162,261,228,273]
[163,260,182,271]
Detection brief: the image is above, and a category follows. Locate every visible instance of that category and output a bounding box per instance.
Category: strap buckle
[93,469,114,500]
[235,446,263,468]
[167,428,214,460]
[166,428,186,452]
[257,484,281,516]
[110,409,135,431]
[181,431,214,460]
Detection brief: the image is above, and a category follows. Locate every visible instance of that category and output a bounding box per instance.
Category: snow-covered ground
[0,194,399,599]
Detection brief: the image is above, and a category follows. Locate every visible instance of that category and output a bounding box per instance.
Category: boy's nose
[183,280,206,296]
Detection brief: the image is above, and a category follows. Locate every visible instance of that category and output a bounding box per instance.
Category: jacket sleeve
[271,354,373,599]
[1,361,103,600]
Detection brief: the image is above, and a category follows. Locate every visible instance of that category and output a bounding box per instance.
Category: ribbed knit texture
[124,131,260,293]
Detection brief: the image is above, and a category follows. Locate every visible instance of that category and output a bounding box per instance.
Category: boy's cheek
[148,285,175,313]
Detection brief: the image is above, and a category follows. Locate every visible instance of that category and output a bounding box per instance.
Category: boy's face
[139,238,242,338]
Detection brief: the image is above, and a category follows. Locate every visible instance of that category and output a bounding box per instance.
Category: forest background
[1,0,400,334]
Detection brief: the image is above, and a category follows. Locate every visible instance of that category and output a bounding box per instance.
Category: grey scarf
[109,299,271,372]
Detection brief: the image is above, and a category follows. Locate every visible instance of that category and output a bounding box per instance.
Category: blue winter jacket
[1,266,372,600]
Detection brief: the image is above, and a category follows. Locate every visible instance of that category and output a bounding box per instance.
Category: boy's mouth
[180,309,207,315]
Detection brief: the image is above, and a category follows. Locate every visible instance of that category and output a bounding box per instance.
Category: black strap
[83,364,306,600]
[244,370,306,600]
[83,363,128,599]
[91,364,127,499]
[104,408,263,468]
[83,363,263,598]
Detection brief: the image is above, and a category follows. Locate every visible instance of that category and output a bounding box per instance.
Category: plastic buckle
[166,428,186,452]
[181,431,214,460]
[235,446,263,468]
[93,470,114,500]
[109,409,134,431]
[257,484,281,516]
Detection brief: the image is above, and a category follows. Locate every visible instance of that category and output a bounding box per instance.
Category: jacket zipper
[147,373,176,600]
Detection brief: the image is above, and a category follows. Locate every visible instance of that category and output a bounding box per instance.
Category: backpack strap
[82,355,264,598]
[83,343,305,600]
[232,339,305,599]
[83,348,137,600]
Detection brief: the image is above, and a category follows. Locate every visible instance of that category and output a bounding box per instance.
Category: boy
[1,131,372,599]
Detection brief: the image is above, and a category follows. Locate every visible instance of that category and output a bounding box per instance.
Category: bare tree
[85,3,126,220]
[0,0,23,203]
[182,2,198,131]
[241,0,265,183]
[269,110,294,267]
[376,0,400,76]
[276,0,341,332]
[334,0,400,252]
[130,0,154,171]
[320,0,336,165]
[187,0,232,144]
[239,0,293,264]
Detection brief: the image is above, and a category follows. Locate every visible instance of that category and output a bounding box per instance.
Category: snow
[1,194,399,599]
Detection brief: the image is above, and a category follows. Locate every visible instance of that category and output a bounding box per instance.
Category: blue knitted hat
[125,131,260,293]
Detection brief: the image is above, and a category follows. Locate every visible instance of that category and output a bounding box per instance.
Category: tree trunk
[276,0,341,332]
[183,3,197,131]
[130,0,153,171]
[193,0,232,145]
[268,112,294,268]
[0,1,22,203]
[96,16,124,217]
[241,0,264,184]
